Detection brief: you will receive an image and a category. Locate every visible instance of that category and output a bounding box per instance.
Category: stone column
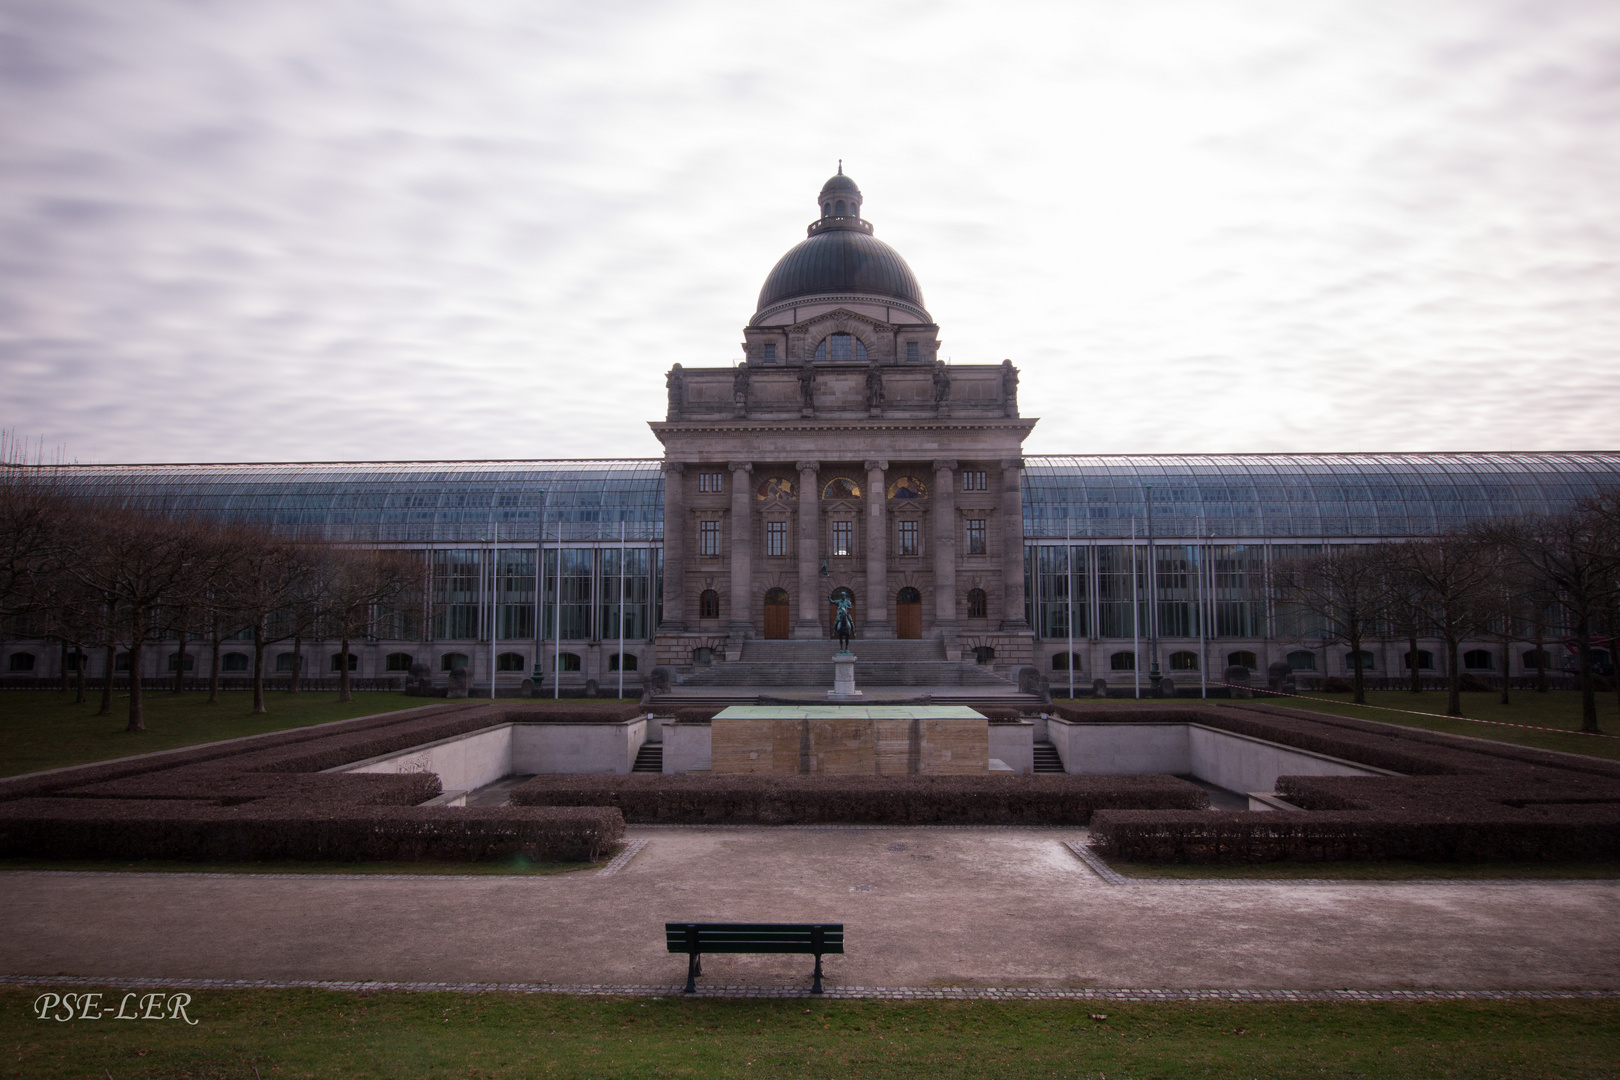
[999,457,1030,631]
[865,459,891,638]
[932,460,958,634]
[727,461,753,638]
[793,461,822,638]
[658,462,685,630]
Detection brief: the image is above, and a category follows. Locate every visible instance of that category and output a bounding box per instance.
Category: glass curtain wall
[496,549,536,640]
[1096,545,1140,639]
[1212,545,1266,637]
[1031,545,1089,638]
[431,549,483,640]
[1153,544,1200,638]
[543,548,595,641]
[600,547,652,642]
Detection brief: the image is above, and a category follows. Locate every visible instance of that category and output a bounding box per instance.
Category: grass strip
[0,691,425,777]
[5,989,1618,1079]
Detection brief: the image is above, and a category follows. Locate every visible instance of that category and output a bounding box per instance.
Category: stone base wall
[711,715,987,775]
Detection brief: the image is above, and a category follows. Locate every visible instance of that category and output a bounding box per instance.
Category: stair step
[1032,742,1064,773]
[631,743,664,773]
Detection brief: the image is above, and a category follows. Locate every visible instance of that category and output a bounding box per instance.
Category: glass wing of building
[28,451,1620,545]
[1022,452,1620,539]
[41,460,666,544]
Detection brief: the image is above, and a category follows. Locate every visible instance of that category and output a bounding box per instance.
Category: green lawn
[1054,690,1620,761]
[0,690,426,778]
[5,990,1617,1079]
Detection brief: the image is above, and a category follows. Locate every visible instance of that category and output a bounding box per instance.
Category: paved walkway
[3,827,1617,993]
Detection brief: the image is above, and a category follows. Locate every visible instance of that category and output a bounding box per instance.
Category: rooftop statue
[865,364,885,411]
[1001,359,1018,416]
[931,360,951,403]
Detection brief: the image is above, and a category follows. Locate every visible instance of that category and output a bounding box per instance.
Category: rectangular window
[965,519,986,555]
[766,520,788,557]
[897,520,919,556]
[697,472,723,493]
[698,520,720,556]
[963,471,987,491]
[762,344,777,363]
[905,341,918,362]
[831,520,852,556]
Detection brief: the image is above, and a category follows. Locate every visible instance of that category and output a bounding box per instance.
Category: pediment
[789,308,889,334]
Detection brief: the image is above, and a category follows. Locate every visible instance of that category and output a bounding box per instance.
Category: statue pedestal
[827,651,862,701]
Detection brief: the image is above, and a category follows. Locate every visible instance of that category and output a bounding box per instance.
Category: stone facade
[653,170,1037,671]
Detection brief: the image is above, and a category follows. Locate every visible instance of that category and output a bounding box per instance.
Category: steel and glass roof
[1022,452,1620,539]
[38,460,664,544]
[26,451,1620,544]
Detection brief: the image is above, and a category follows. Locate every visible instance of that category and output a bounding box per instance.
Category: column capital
[932,459,958,472]
[662,461,686,476]
[864,459,889,473]
[1000,457,1025,471]
[727,461,754,474]
[795,460,820,473]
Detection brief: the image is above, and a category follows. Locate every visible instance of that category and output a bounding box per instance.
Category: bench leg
[811,953,824,995]
[685,951,699,994]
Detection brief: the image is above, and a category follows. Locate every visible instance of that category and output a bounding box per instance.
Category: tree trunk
[1574,608,1599,733]
[99,642,115,716]
[172,624,187,694]
[208,625,222,704]
[1534,635,1548,693]
[1407,632,1422,694]
[58,640,69,693]
[1499,638,1511,705]
[1445,635,1462,717]
[126,629,145,733]
[289,635,302,694]
[251,624,268,715]
[74,646,86,705]
[1349,633,1366,704]
[338,635,352,703]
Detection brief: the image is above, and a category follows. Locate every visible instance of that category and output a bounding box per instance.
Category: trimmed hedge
[1090,807,1620,863]
[0,800,623,863]
[0,700,643,863]
[1061,700,1620,863]
[510,773,1207,825]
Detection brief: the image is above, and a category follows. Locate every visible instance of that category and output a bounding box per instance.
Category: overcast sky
[2,0,1617,464]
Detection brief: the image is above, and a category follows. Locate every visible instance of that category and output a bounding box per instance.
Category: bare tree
[1482,503,1619,734]
[219,529,320,714]
[319,547,418,702]
[1271,545,1386,704]
[1385,536,1495,717]
[0,464,63,626]
[63,511,206,732]
[1376,543,1431,696]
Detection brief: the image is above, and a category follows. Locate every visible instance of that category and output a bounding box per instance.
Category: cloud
[0,0,1616,463]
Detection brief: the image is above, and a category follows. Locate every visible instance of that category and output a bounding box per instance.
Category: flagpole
[618,520,626,701]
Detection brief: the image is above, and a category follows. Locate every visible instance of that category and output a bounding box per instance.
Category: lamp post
[1146,484,1163,698]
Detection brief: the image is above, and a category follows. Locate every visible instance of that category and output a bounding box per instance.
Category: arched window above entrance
[812,334,868,363]
[699,589,720,620]
[823,477,861,499]
[966,588,987,619]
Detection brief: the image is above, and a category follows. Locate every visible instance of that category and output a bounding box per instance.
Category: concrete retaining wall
[988,721,1034,775]
[664,720,712,773]
[1044,718,1391,792]
[339,718,648,795]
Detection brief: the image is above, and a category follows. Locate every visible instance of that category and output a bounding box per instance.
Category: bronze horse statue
[832,593,855,652]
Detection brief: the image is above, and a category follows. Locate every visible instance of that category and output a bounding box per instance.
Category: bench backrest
[665,922,845,955]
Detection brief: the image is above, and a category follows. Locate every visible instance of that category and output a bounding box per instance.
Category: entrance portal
[763,588,790,639]
[896,587,922,639]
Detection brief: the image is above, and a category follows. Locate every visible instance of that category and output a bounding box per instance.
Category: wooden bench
[665,922,844,994]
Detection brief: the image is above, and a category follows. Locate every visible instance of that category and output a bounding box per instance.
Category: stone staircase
[632,742,663,773]
[1033,742,1064,773]
[674,639,1009,689]
[654,637,1044,708]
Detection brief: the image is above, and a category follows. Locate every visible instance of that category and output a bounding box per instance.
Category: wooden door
[763,589,790,639]
[896,587,922,639]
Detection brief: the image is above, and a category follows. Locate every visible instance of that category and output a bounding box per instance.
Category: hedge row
[0,701,645,863]
[511,773,1207,825]
[0,800,624,863]
[1089,807,1620,863]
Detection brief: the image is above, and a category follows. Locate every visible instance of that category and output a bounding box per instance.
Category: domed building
[7,169,1620,708]
[744,167,938,367]
[653,167,1037,669]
